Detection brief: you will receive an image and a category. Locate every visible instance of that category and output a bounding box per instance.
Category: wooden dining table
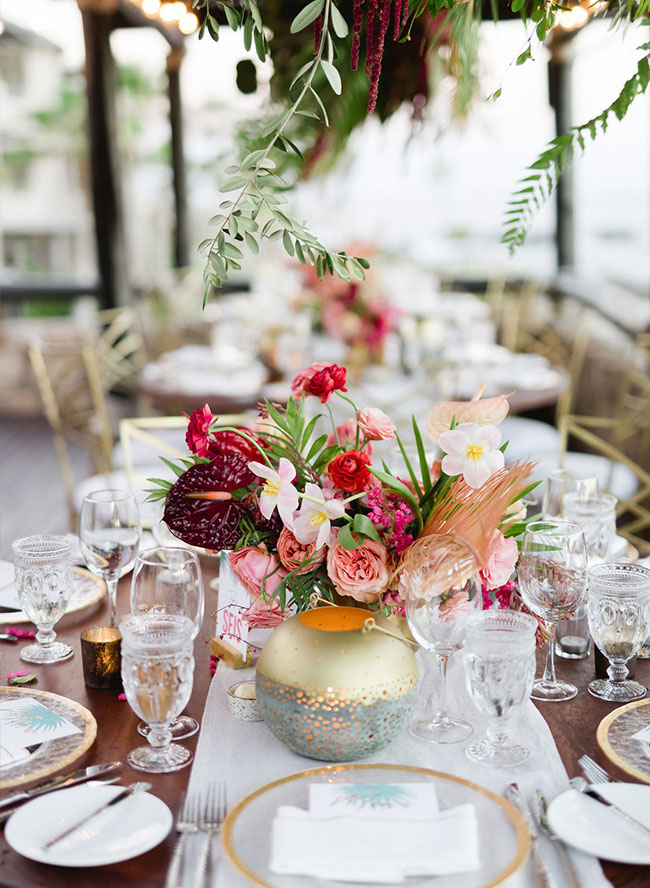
[0,562,648,888]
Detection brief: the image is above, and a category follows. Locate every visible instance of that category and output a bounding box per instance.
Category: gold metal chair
[28,340,115,529]
[558,412,650,556]
[78,306,147,396]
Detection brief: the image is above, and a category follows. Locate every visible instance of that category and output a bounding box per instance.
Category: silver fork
[165,792,200,888]
[578,754,618,784]
[193,782,227,888]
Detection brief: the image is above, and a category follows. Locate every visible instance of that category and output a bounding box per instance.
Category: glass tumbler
[131,546,204,740]
[587,563,650,702]
[464,609,537,766]
[120,613,195,773]
[541,469,600,520]
[562,492,617,565]
[12,535,74,664]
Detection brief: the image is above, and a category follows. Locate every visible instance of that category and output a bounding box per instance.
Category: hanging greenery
[191,0,650,300]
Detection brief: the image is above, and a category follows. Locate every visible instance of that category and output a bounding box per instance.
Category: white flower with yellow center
[439,422,504,489]
[248,457,299,528]
[292,482,346,550]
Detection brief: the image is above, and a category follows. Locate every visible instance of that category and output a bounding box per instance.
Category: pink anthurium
[425,385,510,443]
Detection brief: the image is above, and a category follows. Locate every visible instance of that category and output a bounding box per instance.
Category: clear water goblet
[120,613,195,773]
[79,489,141,627]
[404,535,479,744]
[518,520,588,701]
[587,562,650,702]
[131,546,204,740]
[464,609,537,766]
[541,469,600,520]
[11,535,74,664]
[562,491,617,565]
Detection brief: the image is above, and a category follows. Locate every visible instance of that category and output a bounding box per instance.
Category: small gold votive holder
[227,680,262,721]
[80,626,122,690]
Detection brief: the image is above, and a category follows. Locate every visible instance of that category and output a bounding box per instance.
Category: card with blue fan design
[0,697,81,753]
[309,783,439,820]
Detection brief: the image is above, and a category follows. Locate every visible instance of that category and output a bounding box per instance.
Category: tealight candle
[227,680,262,720]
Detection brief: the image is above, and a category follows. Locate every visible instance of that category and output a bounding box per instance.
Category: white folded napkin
[269,792,479,884]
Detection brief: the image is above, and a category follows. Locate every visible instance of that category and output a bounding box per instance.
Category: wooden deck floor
[0,415,92,561]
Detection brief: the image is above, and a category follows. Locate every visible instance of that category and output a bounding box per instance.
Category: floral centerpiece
[148,362,539,631]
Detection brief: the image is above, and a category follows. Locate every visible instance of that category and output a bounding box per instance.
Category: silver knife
[0,776,120,826]
[42,781,151,849]
[505,783,557,888]
[0,761,122,809]
[533,790,582,888]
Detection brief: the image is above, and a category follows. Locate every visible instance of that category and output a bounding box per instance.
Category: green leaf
[320,60,342,94]
[249,0,262,30]
[8,674,37,685]
[243,14,253,50]
[290,0,324,34]
[516,45,532,66]
[306,432,329,461]
[352,513,381,542]
[224,5,240,30]
[159,456,185,478]
[244,231,259,254]
[223,241,244,260]
[282,230,295,256]
[338,523,363,550]
[219,177,248,192]
[330,3,349,37]
[294,239,306,264]
[412,418,432,494]
[490,87,502,101]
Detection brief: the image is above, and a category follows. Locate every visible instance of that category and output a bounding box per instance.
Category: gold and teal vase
[255,606,419,761]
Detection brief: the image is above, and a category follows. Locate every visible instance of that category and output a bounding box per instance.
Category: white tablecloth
[183,650,611,888]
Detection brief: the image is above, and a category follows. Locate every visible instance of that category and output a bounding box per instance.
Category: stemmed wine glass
[12,535,74,663]
[587,562,650,701]
[464,609,537,766]
[518,520,587,701]
[120,613,195,773]
[130,546,204,739]
[404,535,479,744]
[79,489,141,627]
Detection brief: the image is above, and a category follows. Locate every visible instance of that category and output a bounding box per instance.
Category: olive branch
[193,0,369,303]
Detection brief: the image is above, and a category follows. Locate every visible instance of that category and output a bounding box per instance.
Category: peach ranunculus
[229,546,287,600]
[480,529,519,591]
[356,407,396,442]
[326,539,389,603]
[241,597,288,629]
[439,588,474,623]
[276,527,326,575]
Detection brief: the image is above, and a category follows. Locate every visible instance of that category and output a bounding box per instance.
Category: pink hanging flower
[241,597,288,628]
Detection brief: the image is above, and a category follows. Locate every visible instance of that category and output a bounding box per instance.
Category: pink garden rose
[480,529,519,591]
[326,418,373,456]
[356,407,396,442]
[241,597,288,629]
[185,403,214,457]
[439,588,473,623]
[229,546,287,600]
[326,539,389,603]
[276,527,325,575]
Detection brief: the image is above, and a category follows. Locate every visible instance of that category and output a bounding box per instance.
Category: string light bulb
[141,0,160,14]
[179,11,199,34]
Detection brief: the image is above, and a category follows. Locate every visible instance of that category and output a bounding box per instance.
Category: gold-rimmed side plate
[0,687,97,790]
[0,566,105,625]
[597,699,650,784]
[222,763,531,888]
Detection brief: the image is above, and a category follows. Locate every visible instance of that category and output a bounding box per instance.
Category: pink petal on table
[425,393,511,442]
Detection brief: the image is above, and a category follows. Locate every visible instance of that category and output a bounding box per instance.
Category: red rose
[291,362,347,404]
[185,403,214,457]
[327,449,372,493]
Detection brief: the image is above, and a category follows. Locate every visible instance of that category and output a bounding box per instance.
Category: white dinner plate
[547,784,650,864]
[5,781,173,867]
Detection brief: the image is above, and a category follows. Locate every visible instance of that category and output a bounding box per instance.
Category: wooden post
[167,48,189,269]
[548,30,576,272]
[80,4,129,308]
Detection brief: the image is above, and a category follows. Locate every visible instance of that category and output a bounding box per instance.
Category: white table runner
[182,650,612,888]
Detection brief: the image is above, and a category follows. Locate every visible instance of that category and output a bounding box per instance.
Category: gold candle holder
[80,626,122,690]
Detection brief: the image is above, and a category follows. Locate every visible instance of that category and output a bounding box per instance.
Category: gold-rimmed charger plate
[222,763,531,888]
[0,566,105,625]
[597,699,650,784]
[0,687,97,790]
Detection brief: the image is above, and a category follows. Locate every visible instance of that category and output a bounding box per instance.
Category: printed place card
[309,783,440,820]
[0,697,81,751]
[216,551,250,657]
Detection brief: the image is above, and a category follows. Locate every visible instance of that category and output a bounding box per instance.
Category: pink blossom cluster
[367,486,414,555]
[4,626,35,638]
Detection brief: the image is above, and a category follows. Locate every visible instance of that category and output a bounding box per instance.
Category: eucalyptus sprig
[503,43,650,252]
[195,0,369,303]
